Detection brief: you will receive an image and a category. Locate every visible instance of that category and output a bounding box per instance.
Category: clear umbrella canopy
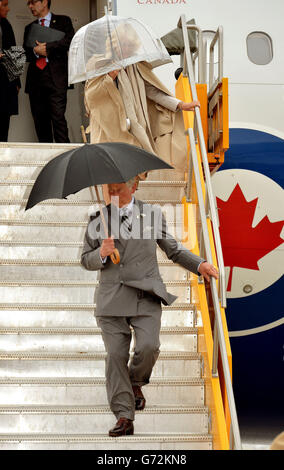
[68,15,172,84]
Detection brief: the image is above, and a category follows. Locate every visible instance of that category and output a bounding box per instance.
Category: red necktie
[36,19,47,70]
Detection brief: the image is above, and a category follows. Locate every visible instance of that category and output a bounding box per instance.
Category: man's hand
[34,40,47,57]
[198,262,219,282]
[100,236,115,258]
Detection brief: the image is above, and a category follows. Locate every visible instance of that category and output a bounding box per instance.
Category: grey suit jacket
[81,199,204,316]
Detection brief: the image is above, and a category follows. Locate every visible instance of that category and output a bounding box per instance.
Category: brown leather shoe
[132,385,146,411]
[109,418,134,437]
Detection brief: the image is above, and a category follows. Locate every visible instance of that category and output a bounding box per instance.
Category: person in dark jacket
[23,0,74,143]
[0,0,20,142]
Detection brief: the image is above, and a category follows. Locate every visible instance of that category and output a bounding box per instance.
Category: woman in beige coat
[84,25,199,203]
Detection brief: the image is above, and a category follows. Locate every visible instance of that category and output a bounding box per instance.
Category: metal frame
[179,14,242,450]
[209,27,224,96]
[180,16,226,310]
[177,19,206,84]
[109,0,117,15]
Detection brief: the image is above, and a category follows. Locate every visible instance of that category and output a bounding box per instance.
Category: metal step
[0,265,188,283]
[0,149,208,447]
[0,330,197,354]
[0,242,191,261]
[0,259,182,268]
[0,432,212,450]
[0,226,87,244]
[0,219,183,227]
[0,179,186,187]
[0,161,59,167]
[0,142,76,151]
[0,326,196,335]
[0,181,186,200]
[0,326,197,353]
[1,208,187,227]
[0,286,191,305]
[0,350,199,360]
[0,247,177,261]
[0,351,202,378]
[0,279,190,287]
[0,308,196,329]
[0,405,209,434]
[0,302,195,311]
[0,160,185,179]
[0,241,86,247]
[0,377,205,406]
[0,365,203,382]
[0,199,181,206]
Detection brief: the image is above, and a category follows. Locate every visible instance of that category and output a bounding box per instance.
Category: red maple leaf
[216,184,284,291]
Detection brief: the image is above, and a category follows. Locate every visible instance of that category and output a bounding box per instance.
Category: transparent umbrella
[68,14,172,85]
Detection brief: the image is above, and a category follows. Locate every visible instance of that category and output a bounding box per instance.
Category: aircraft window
[246,32,273,65]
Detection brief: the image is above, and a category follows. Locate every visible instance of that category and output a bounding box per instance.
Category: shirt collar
[39,11,52,23]
[119,197,134,215]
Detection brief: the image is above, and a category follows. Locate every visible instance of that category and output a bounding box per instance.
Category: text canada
[137,0,187,5]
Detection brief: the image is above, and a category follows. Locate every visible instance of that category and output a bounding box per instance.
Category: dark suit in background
[23,13,74,143]
[0,17,20,142]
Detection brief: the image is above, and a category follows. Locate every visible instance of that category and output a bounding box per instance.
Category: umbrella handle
[110,248,120,264]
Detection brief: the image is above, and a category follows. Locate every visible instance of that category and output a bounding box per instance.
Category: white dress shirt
[38,11,52,27]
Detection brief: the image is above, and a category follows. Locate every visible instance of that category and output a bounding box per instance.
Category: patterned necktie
[36,19,47,70]
[120,209,132,237]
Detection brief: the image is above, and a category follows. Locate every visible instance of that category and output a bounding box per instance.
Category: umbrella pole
[93,185,120,265]
[80,128,120,264]
[80,126,87,143]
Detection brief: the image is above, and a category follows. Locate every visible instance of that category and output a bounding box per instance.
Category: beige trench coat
[84,62,187,171]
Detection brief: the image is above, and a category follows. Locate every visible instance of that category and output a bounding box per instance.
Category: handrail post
[178,14,227,309]
[187,128,242,450]
[178,14,242,449]
[186,149,193,202]
[178,19,205,83]
[209,26,224,95]
[212,320,219,377]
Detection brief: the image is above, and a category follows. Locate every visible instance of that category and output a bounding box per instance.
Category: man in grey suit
[81,178,218,437]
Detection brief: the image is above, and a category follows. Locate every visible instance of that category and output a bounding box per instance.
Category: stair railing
[178,14,242,450]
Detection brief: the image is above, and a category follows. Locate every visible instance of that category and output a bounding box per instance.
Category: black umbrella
[25,142,173,263]
[25,142,173,210]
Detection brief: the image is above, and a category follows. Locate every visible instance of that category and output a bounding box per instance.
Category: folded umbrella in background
[161,18,197,55]
[0,46,26,81]
[25,23,65,48]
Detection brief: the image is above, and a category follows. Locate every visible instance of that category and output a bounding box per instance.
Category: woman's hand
[178,100,200,111]
[108,69,120,80]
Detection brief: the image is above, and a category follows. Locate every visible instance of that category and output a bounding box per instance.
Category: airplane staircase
[0,16,241,450]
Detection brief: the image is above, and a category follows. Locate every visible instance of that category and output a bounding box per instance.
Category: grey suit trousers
[97,294,162,421]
